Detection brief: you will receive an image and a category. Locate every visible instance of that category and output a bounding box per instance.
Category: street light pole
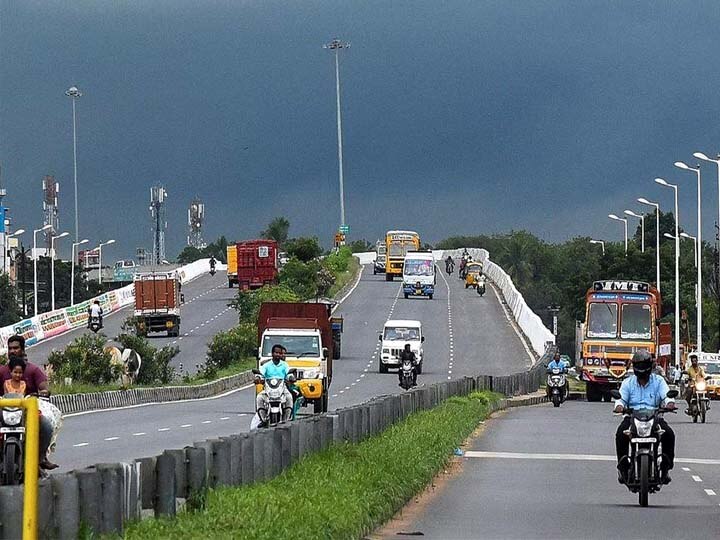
[50,232,69,311]
[589,239,605,256]
[675,161,703,352]
[66,86,82,243]
[33,225,52,316]
[694,153,720,317]
[97,239,115,285]
[608,214,628,254]
[638,198,661,293]
[680,232,698,267]
[324,38,349,231]
[656,178,680,366]
[624,210,645,252]
[71,238,88,306]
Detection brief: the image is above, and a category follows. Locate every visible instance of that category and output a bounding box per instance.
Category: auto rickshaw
[464,262,484,289]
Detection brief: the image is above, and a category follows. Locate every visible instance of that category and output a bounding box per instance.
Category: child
[4,355,27,395]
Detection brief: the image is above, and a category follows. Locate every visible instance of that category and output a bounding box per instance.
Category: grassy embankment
[122,390,500,540]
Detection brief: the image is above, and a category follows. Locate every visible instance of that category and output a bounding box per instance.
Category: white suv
[379,319,424,374]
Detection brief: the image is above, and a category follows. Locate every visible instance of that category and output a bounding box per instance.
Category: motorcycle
[210,267,216,276]
[252,369,293,428]
[476,277,486,296]
[89,316,102,333]
[445,261,454,275]
[546,368,566,407]
[610,389,678,507]
[688,377,711,424]
[0,393,27,486]
[399,359,415,390]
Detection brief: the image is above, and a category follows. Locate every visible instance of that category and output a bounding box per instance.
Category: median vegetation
[124,390,499,540]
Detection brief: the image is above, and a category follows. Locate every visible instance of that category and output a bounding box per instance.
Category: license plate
[0,427,24,433]
[631,437,656,443]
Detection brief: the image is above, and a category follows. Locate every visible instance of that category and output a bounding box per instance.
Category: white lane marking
[73,442,89,447]
[692,475,703,483]
[158,428,170,432]
[332,394,338,398]
[705,489,716,496]
[238,413,247,417]
[104,436,119,441]
[682,467,691,471]
[202,420,212,424]
[220,417,230,420]
[464,451,720,466]
[180,424,192,428]
[64,382,256,418]
[133,432,146,436]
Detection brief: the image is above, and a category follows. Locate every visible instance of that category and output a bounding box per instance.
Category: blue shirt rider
[547,352,569,372]
[256,344,294,423]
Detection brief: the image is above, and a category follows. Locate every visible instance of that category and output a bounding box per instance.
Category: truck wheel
[415,363,422,375]
[404,293,409,299]
[586,383,602,402]
[428,294,433,300]
[379,363,388,374]
[313,398,323,414]
[332,339,341,360]
[228,280,233,288]
[385,273,393,281]
[321,393,329,413]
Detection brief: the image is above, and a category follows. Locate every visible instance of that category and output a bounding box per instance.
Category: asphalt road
[27,272,237,374]
[404,400,720,539]
[51,264,532,472]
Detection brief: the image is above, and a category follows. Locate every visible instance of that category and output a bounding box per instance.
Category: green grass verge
[328,255,361,298]
[52,358,255,395]
[122,390,500,540]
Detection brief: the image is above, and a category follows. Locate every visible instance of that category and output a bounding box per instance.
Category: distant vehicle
[133,271,181,337]
[402,251,435,299]
[113,259,138,282]
[227,245,238,288]
[379,320,423,374]
[698,359,720,400]
[385,230,420,282]
[237,240,279,290]
[373,254,386,275]
[278,252,289,265]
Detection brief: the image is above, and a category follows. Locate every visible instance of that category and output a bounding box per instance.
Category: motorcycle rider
[684,353,707,415]
[546,350,569,398]
[87,300,103,329]
[398,343,418,387]
[256,344,294,422]
[445,256,455,274]
[209,256,217,273]
[1,335,59,470]
[614,350,676,485]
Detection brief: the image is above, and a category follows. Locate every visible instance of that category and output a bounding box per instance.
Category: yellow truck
[226,244,238,288]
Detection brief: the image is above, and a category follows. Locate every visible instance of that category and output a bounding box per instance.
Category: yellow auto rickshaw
[464,262,484,289]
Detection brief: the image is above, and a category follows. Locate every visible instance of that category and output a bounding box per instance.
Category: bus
[385,230,420,281]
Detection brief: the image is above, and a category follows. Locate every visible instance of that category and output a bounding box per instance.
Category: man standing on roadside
[1,335,58,470]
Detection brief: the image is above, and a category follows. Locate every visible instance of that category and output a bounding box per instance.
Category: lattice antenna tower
[42,175,59,250]
[149,185,167,265]
[187,198,206,248]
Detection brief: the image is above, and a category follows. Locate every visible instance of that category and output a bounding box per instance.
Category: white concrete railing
[355,249,555,357]
[0,258,222,355]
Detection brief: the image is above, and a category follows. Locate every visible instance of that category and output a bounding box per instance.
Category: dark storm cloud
[2,0,720,258]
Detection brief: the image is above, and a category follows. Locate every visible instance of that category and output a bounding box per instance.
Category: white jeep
[379,319,424,374]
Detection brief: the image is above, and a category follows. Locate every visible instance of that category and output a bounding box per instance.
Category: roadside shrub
[47,334,120,385]
[204,323,257,375]
[278,259,319,300]
[323,246,352,274]
[231,284,299,324]
[116,333,178,385]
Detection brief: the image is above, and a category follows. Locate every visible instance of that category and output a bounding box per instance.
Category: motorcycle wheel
[552,395,560,407]
[701,401,707,424]
[3,444,18,486]
[639,454,649,507]
[693,406,699,423]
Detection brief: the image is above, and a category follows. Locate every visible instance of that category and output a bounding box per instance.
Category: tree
[177,246,204,264]
[347,239,372,253]
[0,274,21,327]
[285,237,323,262]
[261,217,290,245]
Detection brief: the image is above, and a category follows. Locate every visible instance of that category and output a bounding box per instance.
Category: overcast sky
[2,1,720,259]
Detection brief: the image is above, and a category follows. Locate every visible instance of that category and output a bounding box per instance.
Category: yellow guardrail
[0,397,39,540]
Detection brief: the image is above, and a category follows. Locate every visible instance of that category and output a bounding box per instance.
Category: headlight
[634,419,653,438]
[303,369,320,379]
[696,381,707,392]
[2,409,22,426]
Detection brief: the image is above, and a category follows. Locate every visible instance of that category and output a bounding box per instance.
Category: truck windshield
[384,327,420,340]
[587,303,618,338]
[262,336,320,358]
[621,304,652,339]
[389,243,408,257]
[702,363,720,375]
[404,260,434,276]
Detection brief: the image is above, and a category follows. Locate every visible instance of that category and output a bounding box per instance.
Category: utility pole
[547,304,561,339]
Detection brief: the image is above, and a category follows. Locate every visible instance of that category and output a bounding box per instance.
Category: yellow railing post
[0,397,39,540]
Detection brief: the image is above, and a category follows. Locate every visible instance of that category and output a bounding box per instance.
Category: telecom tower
[149,185,167,265]
[187,198,206,248]
[0,166,7,274]
[42,176,59,251]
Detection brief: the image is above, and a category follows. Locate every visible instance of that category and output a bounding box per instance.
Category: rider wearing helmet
[613,350,676,484]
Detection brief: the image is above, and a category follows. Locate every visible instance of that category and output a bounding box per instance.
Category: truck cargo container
[257,302,343,413]
[227,245,238,288]
[237,239,278,290]
[133,271,181,337]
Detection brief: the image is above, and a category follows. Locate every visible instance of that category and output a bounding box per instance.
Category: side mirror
[609,389,621,400]
[421,336,425,342]
[667,389,679,399]
[288,368,298,376]
[251,368,262,376]
[257,347,262,359]
[322,347,329,359]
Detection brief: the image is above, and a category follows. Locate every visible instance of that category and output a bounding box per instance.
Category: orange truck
[579,280,672,402]
[133,271,181,337]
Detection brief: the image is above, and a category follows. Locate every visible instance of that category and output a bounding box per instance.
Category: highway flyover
[396,400,720,539]
[50,264,533,473]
